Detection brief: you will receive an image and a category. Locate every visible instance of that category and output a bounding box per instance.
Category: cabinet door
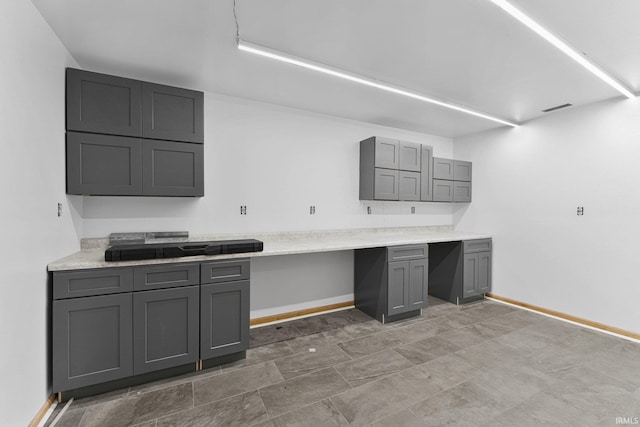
[408,258,428,310]
[52,294,133,392]
[67,132,142,195]
[374,168,399,200]
[453,181,472,203]
[398,142,421,172]
[433,158,454,180]
[201,280,250,359]
[420,146,433,201]
[142,139,204,196]
[374,137,399,169]
[432,179,454,202]
[399,171,421,201]
[453,160,472,182]
[133,286,199,375]
[477,252,492,294]
[66,68,142,137]
[387,261,409,317]
[462,253,478,298]
[142,82,204,143]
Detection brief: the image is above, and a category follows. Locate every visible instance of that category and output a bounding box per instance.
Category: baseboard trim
[250,301,355,326]
[486,293,640,341]
[28,394,55,427]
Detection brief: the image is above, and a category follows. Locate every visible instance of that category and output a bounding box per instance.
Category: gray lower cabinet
[142,140,204,197]
[429,239,491,304]
[133,286,199,375]
[52,259,251,394]
[200,280,250,359]
[355,244,428,323]
[52,293,133,391]
[66,132,143,196]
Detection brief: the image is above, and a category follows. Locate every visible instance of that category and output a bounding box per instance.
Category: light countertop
[48,226,492,271]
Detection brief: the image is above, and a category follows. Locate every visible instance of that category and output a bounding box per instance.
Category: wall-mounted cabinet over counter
[359,137,470,203]
[65,68,204,197]
[432,158,472,202]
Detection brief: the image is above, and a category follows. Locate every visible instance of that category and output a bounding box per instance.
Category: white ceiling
[31,0,640,138]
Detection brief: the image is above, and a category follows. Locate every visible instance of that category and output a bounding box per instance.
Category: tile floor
[46,297,640,426]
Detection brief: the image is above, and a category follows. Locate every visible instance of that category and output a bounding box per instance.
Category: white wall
[0,1,80,425]
[454,97,640,334]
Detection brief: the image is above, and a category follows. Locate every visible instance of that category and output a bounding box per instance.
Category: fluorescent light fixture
[488,0,636,99]
[238,39,519,128]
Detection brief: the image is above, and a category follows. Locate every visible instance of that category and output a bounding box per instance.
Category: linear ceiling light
[488,0,636,99]
[237,39,519,127]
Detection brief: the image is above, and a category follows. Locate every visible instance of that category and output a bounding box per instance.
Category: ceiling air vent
[541,103,573,113]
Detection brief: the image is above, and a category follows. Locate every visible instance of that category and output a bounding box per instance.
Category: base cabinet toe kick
[355,239,492,323]
[51,259,250,399]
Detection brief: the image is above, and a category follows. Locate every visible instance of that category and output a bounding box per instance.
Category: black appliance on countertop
[104,239,264,262]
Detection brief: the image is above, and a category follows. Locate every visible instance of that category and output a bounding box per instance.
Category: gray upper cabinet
[133,286,199,375]
[453,181,472,202]
[52,293,133,392]
[373,137,399,169]
[433,158,454,180]
[142,82,204,144]
[66,68,204,197]
[66,132,143,196]
[420,145,433,201]
[398,141,421,172]
[453,160,472,182]
[374,169,399,200]
[399,171,420,201]
[433,179,454,202]
[66,68,142,137]
[142,140,204,197]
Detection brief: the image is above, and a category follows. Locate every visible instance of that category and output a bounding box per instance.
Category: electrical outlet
[411,206,416,214]
[367,206,372,215]
[577,206,584,216]
[240,205,247,215]
[57,202,62,217]
[310,205,316,214]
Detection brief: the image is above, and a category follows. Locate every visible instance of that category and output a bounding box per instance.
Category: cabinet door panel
[477,252,492,294]
[66,68,142,137]
[133,286,199,375]
[433,179,454,202]
[387,261,409,317]
[53,268,133,300]
[453,181,472,203]
[201,281,250,359]
[374,137,399,169]
[399,171,421,201]
[408,259,428,309]
[399,142,421,172]
[200,259,250,284]
[420,146,433,201]
[66,132,142,195]
[142,82,204,143]
[453,161,472,182]
[462,254,478,298]
[433,158,454,180]
[374,168,399,200]
[142,140,204,196]
[53,294,133,392]
[133,263,200,291]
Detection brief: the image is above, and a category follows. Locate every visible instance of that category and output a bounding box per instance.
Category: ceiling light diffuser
[237,39,519,128]
[488,0,636,99]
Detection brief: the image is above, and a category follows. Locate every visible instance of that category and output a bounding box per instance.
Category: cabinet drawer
[201,259,250,284]
[463,239,492,253]
[388,245,428,261]
[133,263,200,291]
[53,268,133,300]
